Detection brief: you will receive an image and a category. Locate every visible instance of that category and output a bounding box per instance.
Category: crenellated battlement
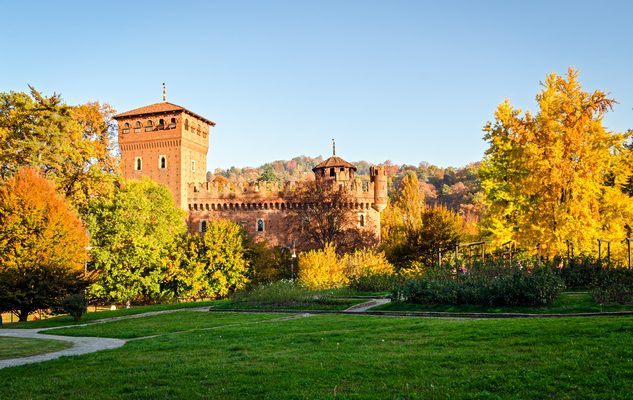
[188,179,375,201]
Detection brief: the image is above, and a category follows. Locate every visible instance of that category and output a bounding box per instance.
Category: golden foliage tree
[480,68,633,258]
[0,168,90,321]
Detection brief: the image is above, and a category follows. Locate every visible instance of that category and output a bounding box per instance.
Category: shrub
[591,268,633,304]
[231,280,313,306]
[348,273,402,292]
[343,249,394,279]
[62,294,88,321]
[392,265,565,307]
[298,243,347,289]
[558,257,602,289]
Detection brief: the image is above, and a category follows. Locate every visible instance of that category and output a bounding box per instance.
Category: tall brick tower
[114,94,215,208]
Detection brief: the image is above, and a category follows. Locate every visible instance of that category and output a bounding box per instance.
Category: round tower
[370,165,387,212]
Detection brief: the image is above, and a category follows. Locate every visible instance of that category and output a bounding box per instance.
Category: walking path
[344,298,391,312]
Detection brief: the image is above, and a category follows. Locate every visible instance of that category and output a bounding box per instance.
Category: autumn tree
[289,180,377,252]
[0,168,90,321]
[480,68,633,258]
[166,220,250,299]
[0,87,118,214]
[85,178,186,305]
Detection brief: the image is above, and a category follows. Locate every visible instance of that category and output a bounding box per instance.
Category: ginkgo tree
[480,68,633,258]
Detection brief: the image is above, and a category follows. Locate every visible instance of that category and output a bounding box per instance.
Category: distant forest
[208,156,484,225]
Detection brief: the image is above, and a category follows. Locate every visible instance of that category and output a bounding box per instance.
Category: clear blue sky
[2,1,632,170]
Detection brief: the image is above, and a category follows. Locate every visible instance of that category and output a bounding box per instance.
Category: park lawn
[0,337,72,360]
[1,312,632,399]
[209,297,367,311]
[4,300,217,329]
[375,292,633,314]
[46,311,290,339]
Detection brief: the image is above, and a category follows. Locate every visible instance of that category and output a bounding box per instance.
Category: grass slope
[376,292,633,314]
[0,337,72,360]
[1,312,632,399]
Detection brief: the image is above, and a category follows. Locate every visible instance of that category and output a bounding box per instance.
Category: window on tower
[122,123,130,134]
[134,121,141,133]
[191,160,196,173]
[135,157,142,171]
[256,219,265,232]
[330,168,335,177]
[168,118,176,129]
[159,156,167,169]
[145,120,153,131]
[184,119,189,130]
[200,220,208,234]
[158,119,165,130]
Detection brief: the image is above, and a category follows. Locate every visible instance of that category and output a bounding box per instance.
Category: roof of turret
[313,156,357,172]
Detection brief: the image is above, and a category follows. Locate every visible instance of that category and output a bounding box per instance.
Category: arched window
[358,214,365,227]
[184,119,189,131]
[256,219,265,232]
[168,118,176,129]
[145,120,153,131]
[159,155,166,169]
[200,220,208,234]
[158,119,165,129]
[135,157,142,171]
[134,121,141,133]
[122,123,130,133]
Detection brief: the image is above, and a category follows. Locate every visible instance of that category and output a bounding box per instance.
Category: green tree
[0,168,90,321]
[0,87,118,214]
[480,68,633,257]
[86,178,186,305]
[166,220,250,299]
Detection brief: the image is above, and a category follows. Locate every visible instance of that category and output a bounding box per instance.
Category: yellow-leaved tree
[480,68,633,259]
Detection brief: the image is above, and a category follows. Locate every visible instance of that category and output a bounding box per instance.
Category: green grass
[0,337,72,360]
[4,300,216,329]
[1,312,632,399]
[375,292,633,314]
[210,298,366,311]
[46,311,289,339]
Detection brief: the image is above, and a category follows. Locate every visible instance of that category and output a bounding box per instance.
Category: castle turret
[312,141,357,186]
[370,165,387,212]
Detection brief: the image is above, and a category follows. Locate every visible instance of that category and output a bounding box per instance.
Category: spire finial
[162,83,166,102]
[332,138,336,156]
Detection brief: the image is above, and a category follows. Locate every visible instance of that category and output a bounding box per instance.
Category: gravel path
[344,298,391,312]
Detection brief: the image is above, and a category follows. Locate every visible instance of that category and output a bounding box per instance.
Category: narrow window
[330,168,335,177]
[158,119,165,129]
[168,118,176,129]
[184,119,189,131]
[145,120,153,131]
[358,214,365,227]
[135,157,142,171]
[134,121,141,133]
[122,122,130,134]
[256,219,265,232]
[200,220,208,233]
[159,156,167,169]
[340,167,344,172]
[191,160,196,173]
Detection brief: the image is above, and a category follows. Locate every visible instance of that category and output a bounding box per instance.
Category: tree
[0,87,118,214]
[86,178,186,305]
[480,68,633,257]
[0,168,90,321]
[166,220,250,299]
[289,181,377,252]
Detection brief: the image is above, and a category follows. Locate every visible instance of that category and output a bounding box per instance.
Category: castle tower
[312,141,357,186]
[114,99,215,208]
[370,165,387,212]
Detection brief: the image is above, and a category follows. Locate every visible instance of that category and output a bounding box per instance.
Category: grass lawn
[375,292,633,314]
[1,311,632,399]
[5,300,216,329]
[0,337,72,360]
[209,298,367,311]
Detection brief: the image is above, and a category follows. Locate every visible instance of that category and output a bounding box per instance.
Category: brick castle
[114,97,387,249]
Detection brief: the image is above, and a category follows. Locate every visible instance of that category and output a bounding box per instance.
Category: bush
[343,249,394,278]
[558,257,602,289]
[62,294,88,321]
[392,266,565,307]
[298,243,347,289]
[348,274,402,292]
[591,268,633,304]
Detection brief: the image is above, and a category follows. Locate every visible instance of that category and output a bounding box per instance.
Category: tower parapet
[370,165,388,212]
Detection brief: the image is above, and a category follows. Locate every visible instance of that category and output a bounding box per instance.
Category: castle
[114,98,387,249]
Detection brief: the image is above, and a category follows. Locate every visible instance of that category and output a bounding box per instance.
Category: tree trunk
[18,309,30,322]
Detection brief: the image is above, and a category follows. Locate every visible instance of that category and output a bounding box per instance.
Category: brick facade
[115,101,387,250]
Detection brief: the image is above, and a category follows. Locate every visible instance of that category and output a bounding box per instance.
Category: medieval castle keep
[114,99,387,248]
